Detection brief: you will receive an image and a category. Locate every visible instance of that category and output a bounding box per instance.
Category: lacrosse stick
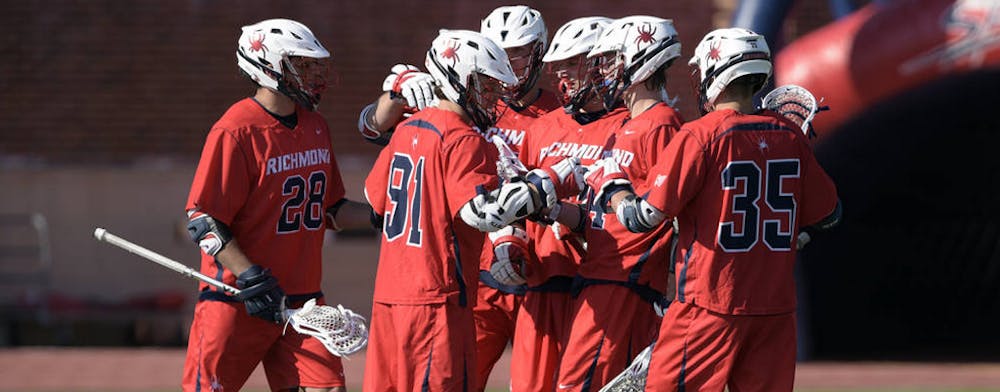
[760,86,828,250]
[599,343,653,392]
[492,135,529,183]
[761,84,828,139]
[93,228,368,357]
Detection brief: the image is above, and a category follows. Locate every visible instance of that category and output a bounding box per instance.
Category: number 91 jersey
[643,109,839,316]
[364,107,500,306]
[186,98,346,296]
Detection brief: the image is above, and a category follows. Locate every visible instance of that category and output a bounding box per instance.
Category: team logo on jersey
[654,174,667,187]
[900,0,1000,74]
[249,32,268,53]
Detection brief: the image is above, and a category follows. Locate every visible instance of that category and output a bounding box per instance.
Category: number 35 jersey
[365,107,499,305]
[186,98,346,296]
[643,109,839,315]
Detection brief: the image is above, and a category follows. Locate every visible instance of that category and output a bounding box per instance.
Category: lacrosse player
[495,16,628,392]
[473,6,563,391]
[549,16,686,391]
[582,28,841,391]
[183,19,373,392]
[353,7,561,390]
[362,29,521,392]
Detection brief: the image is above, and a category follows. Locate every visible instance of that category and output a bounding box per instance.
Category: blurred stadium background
[2,0,1000,389]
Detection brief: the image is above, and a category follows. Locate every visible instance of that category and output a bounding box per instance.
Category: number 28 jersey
[644,109,839,315]
[186,98,345,296]
[365,108,499,305]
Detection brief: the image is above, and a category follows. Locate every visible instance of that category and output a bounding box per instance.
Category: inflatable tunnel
[750,0,1000,359]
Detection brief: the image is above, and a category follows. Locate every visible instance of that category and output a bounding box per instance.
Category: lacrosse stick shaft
[93,227,240,296]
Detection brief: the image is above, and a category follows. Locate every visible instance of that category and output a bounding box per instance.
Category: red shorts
[182,299,345,392]
[556,284,659,392]
[473,284,522,391]
[363,301,476,392]
[510,290,575,392]
[646,301,797,391]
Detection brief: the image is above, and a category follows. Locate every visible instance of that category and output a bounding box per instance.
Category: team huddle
[181,5,841,392]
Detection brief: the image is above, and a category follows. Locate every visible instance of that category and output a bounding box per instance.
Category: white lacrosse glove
[460,182,542,232]
[585,158,633,210]
[524,157,586,210]
[488,225,529,285]
[382,64,438,110]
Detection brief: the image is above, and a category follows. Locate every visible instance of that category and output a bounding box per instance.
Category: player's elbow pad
[810,200,842,231]
[186,210,232,257]
[615,195,667,233]
[357,103,393,146]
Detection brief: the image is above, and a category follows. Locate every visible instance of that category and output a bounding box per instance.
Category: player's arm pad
[186,210,232,257]
[357,103,393,147]
[614,194,667,233]
[459,183,541,232]
[808,199,842,231]
[797,199,842,250]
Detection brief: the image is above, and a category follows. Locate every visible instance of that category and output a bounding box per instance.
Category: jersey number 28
[719,159,799,252]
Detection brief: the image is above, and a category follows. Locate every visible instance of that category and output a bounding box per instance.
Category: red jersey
[365,107,499,305]
[581,103,684,292]
[478,90,562,274]
[187,98,345,296]
[644,109,839,315]
[518,107,630,285]
[481,90,562,150]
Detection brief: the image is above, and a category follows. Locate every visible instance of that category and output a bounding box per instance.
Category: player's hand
[488,226,528,286]
[235,265,286,324]
[585,158,632,209]
[524,157,585,210]
[382,64,438,110]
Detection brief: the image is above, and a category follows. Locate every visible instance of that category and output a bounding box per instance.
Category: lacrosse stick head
[598,344,654,392]
[284,299,368,357]
[761,84,822,139]
[492,135,528,182]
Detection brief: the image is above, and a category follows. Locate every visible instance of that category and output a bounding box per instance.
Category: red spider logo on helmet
[634,24,657,50]
[249,32,268,53]
[441,40,462,67]
[708,41,721,61]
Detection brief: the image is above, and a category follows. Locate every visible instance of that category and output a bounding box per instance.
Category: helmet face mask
[480,6,548,102]
[236,19,331,111]
[688,28,772,114]
[466,71,512,131]
[504,41,546,102]
[281,56,333,110]
[547,53,602,112]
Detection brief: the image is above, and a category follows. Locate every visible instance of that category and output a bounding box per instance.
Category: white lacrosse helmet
[481,5,548,100]
[236,19,331,110]
[542,17,612,111]
[543,16,612,63]
[688,27,771,113]
[425,29,518,130]
[588,16,681,108]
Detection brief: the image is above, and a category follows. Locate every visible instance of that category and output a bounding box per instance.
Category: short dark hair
[642,59,674,91]
[726,73,768,99]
